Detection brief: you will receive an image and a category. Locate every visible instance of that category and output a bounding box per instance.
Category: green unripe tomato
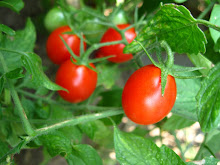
[44,7,67,32]
[112,10,128,24]
[82,18,107,43]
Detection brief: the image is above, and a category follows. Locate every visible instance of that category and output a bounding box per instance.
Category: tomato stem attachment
[160,41,174,69]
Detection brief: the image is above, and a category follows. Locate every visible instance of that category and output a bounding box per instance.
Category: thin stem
[134,40,159,67]
[36,109,123,135]
[171,131,185,161]
[197,1,216,19]
[196,19,220,32]
[160,41,174,69]
[0,53,35,136]
[82,40,124,62]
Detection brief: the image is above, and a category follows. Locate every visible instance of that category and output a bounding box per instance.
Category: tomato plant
[1,0,220,165]
[99,24,136,63]
[44,7,67,32]
[46,26,86,64]
[55,59,97,103]
[122,64,177,125]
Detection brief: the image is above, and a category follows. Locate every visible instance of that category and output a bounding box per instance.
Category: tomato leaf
[124,4,207,55]
[0,18,36,73]
[96,62,121,89]
[162,115,195,131]
[172,69,201,121]
[40,131,72,157]
[114,127,185,165]
[0,24,15,36]
[66,144,103,165]
[5,67,24,79]
[196,63,220,132]
[209,4,220,44]
[0,0,24,13]
[21,52,66,91]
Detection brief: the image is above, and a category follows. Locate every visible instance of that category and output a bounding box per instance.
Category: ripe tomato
[55,59,97,103]
[46,26,86,65]
[122,64,177,125]
[44,7,67,32]
[99,24,136,63]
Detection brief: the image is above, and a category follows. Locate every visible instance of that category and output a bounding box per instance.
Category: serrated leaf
[66,144,103,165]
[124,4,207,55]
[0,18,36,73]
[209,4,220,44]
[5,67,24,79]
[40,131,72,157]
[114,127,185,165]
[0,0,24,13]
[21,52,65,91]
[172,68,201,121]
[197,63,220,132]
[0,24,15,35]
[162,115,195,131]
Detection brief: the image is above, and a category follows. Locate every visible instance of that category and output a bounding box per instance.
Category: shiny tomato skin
[99,24,136,63]
[122,65,177,125]
[55,59,97,103]
[46,26,86,65]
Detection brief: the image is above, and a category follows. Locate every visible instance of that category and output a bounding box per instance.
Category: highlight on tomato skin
[46,26,86,65]
[121,64,177,125]
[55,59,97,103]
[99,24,137,63]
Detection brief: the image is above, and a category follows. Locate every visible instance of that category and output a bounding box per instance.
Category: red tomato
[99,24,136,63]
[122,64,177,125]
[55,59,97,103]
[46,26,86,65]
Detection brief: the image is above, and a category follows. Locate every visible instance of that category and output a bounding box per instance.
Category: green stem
[134,40,159,67]
[187,53,213,75]
[197,1,216,19]
[0,53,35,136]
[160,41,174,69]
[196,19,220,32]
[36,109,123,134]
[82,40,124,62]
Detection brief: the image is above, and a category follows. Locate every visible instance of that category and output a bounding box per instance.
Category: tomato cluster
[45,7,176,125]
[45,7,137,104]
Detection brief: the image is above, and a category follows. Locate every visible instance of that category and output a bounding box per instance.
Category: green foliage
[125,4,207,55]
[114,127,185,165]
[0,24,15,36]
[0,0,24,13]
[40,131,72,157]
[209,4,220,51]
[172,70,201,121]
[162,114,195,131]
[66,144,103,165]
[0,18,36,72]
[96,63,121,89]
[21,52,65,91]
[197,63,220,132]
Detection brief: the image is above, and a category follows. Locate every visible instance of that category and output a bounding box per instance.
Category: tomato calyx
[136,40,204,96]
